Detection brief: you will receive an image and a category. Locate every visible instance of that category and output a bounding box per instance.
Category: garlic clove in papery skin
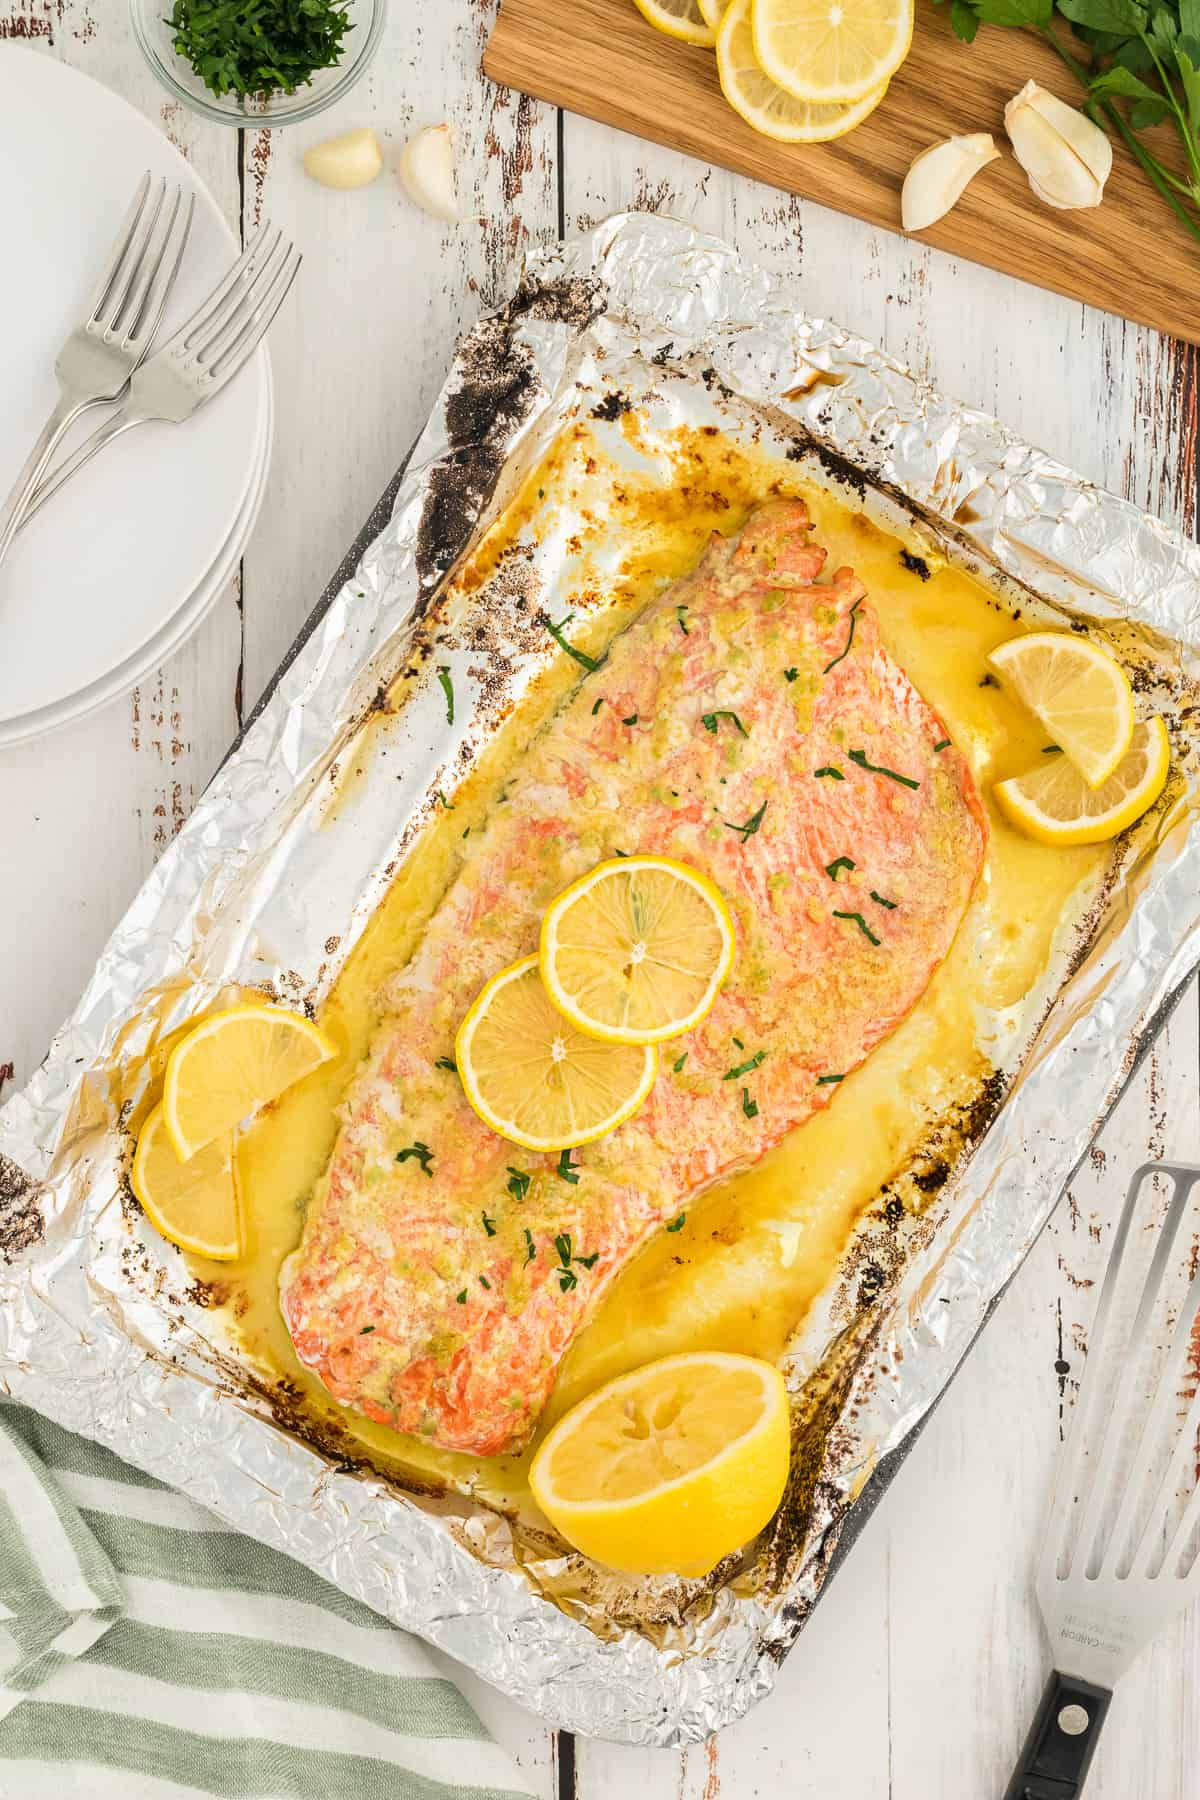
[901,133,1001,232]
[1004,80,1112,210]
[398,124,460,222]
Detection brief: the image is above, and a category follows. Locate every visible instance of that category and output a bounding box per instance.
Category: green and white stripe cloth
[0,1402,534,1800]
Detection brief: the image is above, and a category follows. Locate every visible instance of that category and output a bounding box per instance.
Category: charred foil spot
[899,548,931,581]
[0,1155,45,1262]
[591,390,633,422]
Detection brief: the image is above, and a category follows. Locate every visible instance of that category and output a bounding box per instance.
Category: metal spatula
[1004,1160,1200,1799]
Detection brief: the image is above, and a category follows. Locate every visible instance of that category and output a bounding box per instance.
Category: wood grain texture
[2,0,1199,1792]
[487,0,1200,346]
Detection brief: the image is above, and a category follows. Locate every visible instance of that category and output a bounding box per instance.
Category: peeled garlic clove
[398,124,459,221]
[901,133,1000,232]
[303,127,383,191]
[1005,80,1111,210]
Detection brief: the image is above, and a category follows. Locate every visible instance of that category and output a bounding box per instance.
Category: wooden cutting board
[484,0,1198,346]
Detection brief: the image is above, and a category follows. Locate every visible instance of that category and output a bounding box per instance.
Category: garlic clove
[901,133,1000,232]
[302,127,383,191]
[1004,80,1111,210]
[398,124,460,222]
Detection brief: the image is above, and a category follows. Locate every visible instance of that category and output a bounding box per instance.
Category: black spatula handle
[1003,1671,1113,1800]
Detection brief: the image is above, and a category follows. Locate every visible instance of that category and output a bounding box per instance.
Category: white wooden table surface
[2,5,1198,1797]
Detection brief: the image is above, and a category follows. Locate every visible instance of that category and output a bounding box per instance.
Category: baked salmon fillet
[281,499,988,1456]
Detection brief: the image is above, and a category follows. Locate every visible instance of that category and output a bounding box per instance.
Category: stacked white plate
[0,47,273,747]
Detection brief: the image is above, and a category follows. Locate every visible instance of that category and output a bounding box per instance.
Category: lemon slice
[752,0,913,103]
[132,1104,241,1261]
[698,0,730,24]
[540,856,735,1045]
[456,956,658,1152]
[632,0,717,44]
[995,717,1169,847]
[719,0,887,140]
[530,1351,790,1576]
[987,632,1135,789]
[162,1003,336,1161]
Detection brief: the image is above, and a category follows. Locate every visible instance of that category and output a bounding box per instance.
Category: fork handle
[0,394,93,571]
[21,410,140,531]
[1003,1671,1113,1800]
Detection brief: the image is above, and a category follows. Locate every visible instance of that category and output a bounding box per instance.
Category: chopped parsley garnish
[814,765,844,780]
[455,1289,467,1304]
[481,1211,497,1238]
[702,710,748,738]
[622,713,639,726]
[575,1251,599,1269]
[359,1324,375,1334]
[558,1268,578,1294]
[825,856,856,881]
[823,597,863,674]
[479,1275,491,1290]
[979,672,998,688]
[733,1036,744,1048]
[555,1231,573,1265]
[506,1167,531,1202]
[1042,744,1063,754]
[784,667,800,683]
[724,800,768,840]
[933,738,951,753]
[816,1073,844,1085]
[666,1213,686,1232]
[164,0,353,101]
[848,748,920,791]
[870,890,897,910]
[436,666,454,726]
[834,909,882,946]
[396,1141,434,1177]
[591,696,605,715]
[723,1049,766,1081]
[676,605,690,634]
[435,791,454,810]
[673,1052,688,1073]
[553,1231,598,1291]
[542,611,603,673]
[556,1148,581,1185]
[435,1056,457,1072]
[522,1227,537,1266]
[741,1087,759,1119]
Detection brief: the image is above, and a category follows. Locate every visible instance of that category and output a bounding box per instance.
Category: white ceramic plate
[0,384,273,750]
[0,45,270,729]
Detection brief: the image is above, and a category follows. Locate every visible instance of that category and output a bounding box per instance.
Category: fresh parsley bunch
[165,0,354,101]
[938,0,1200,240]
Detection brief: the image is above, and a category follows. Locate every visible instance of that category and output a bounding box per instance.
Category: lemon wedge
[132,1104,241,1261]
[540,856,735,1046]
[719,0,887,140]
[162,1003,336,1161]
[631,0,717,44]
[456,955,658,1152]
[987,632,1135,789]
[530,1351,790,1576]
[752,0,913,104]
[995,717,1169,847]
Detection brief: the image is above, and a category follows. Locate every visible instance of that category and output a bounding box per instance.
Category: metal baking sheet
[2,212,1200,1744]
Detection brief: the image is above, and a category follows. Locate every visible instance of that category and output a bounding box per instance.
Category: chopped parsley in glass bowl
[131,0,387,126]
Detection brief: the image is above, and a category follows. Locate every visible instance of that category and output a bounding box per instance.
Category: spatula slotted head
[1037,1161,1200,1690]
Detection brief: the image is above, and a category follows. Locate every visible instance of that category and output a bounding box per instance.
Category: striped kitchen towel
[0,1401,535,1800]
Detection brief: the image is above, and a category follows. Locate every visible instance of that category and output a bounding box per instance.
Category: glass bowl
[131,0,387,127]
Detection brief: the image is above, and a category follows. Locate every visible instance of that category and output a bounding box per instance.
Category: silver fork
[22,223,301,527]
[0,172,193,571]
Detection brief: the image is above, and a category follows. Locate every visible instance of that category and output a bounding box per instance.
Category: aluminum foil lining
[3,212,1200,1745]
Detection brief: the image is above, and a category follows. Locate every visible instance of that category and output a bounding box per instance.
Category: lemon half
[530,1350,790,1576]
[719,0,888,140]
[132,1104,241,1261]
[632,0,717,44]
[987,632,1135,789]
[752,0,913,104]
[540,856,735,1045]
[456,956,659,1152]
[995,717,1169,847]
[162,1003,336,1161]
[698,0,730,23]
